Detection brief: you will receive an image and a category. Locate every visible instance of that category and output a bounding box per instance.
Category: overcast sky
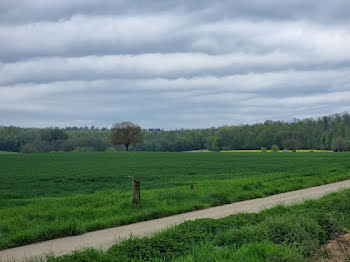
[1,0,350,129]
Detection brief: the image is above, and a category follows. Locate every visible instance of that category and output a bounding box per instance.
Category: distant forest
[1,113,350,152]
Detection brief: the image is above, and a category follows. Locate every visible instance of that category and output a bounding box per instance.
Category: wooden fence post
[129,173,141,204]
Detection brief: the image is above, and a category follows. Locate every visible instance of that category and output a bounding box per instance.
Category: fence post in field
[129,173,141,204]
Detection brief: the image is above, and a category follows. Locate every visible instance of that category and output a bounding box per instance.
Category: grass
[1,152,350,250]
[45,189,350,261]
[0,151,18,155]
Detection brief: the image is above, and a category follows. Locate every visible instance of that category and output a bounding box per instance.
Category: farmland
[1,152,350,250]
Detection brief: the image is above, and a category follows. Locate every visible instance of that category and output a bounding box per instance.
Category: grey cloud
[1,68,350,129]
[1,16,350,61]
[1,0,350,128]
[0,14,192,61]
[2,51,350,86]
[2,0,350,24]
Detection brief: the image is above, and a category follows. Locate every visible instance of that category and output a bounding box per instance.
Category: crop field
[1,152,350,250]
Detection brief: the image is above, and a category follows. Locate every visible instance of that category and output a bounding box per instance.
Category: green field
[0,151,18,155]
[47,189,350,262]
[1,152,350,250]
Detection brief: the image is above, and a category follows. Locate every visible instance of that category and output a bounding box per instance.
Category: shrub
[21,145,38,153]
[271,144,280,152]
[283,139,300,152]
[260,147,267,152]
[209,145,220,152]
[72,147,94,152]
[105,147,116,152]
[331,137,347,152]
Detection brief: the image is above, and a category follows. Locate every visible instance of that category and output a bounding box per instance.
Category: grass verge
[46,189,350,261]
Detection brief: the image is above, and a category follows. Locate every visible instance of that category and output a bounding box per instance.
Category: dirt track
[2,179,350,262]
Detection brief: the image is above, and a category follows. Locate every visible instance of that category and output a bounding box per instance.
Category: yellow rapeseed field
[220,149,330,152]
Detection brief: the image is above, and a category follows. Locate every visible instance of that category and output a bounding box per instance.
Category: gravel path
[2,179,350,262]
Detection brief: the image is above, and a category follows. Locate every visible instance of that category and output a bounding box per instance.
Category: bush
[260,147,267,152]
[105,147,116,152]
[331,137,347,152]
[283,139,300,152]
[72,147,94,152]
[271,144,280,152]
[209,146,220,152]
[21,145,38,153]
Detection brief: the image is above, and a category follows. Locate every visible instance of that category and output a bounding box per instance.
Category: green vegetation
[1,113,350,152]
[46,189,350,261]
[1,152,350,250]
[283,138,300,152]
[111,121,144,151]
[332,136,348,152]
[0,151,17,155]
[271,144,280,152]
[207,113,350,151]
[21,144,38,153]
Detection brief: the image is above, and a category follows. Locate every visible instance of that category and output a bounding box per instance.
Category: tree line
[1,113,350,153]
[207,113,350,151]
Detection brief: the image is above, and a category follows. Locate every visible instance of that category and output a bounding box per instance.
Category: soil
[315,233,350,262]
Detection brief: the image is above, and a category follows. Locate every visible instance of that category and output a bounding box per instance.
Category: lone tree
[283,139,300,152]
[331,137,346,152]
[110,122,144,151]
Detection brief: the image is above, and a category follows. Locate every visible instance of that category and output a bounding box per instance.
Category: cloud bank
[1,0,350,128]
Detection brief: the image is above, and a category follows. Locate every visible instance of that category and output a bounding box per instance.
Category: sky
[1,0,350,129]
